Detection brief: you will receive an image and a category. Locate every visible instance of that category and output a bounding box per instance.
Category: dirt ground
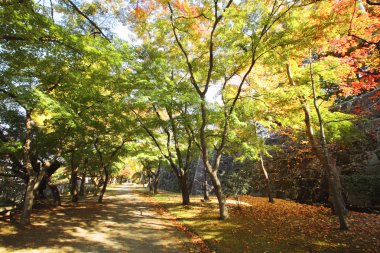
[0,184,196,253]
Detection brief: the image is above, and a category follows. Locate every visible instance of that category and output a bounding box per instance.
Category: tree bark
[203,166,209,201]
[199,102,229,220]
[179,174,190,205]
[20,170,46,225]
[98,167,108,204]
[70,170,79,202]
[210,170,229,220]
[259,153,274,203]
[20,110,34,226]
[153,176,159,194]
[21,178,35,225]
[153,162,161,194]
[148,173,153,192]
[79,171,86,196]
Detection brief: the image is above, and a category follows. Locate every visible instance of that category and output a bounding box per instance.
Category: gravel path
[0,184,190,253]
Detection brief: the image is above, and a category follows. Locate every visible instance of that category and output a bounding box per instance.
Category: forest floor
[0,184,205,253]
[152,191,380,253]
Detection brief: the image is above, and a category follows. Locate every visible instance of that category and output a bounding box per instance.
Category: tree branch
[62,0,111,43]
[168,3,201,96]
[366,0,380,5]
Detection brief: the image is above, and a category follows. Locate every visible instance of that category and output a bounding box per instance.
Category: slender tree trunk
[79,171,86,196]
[199,101,229,219]
[70,168,79,202]
[287,63,338,211]
[148,173,153,192]
[139,171,144,186]
[98,167,108,203]
[203,166,209,201]
[153,176,159,194]
[309,54,348,230]
[259,153,274,203]
[153,163,161,194]
[91,177,97,196]
[70,151,79,202]
[92,177,102,196]
[209,170,229,220]
[20,110,34,226]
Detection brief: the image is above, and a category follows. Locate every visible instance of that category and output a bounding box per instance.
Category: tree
[0,0,133,224]
[145,0,323,220]
[0,1,86,224]
[130,45,200,205]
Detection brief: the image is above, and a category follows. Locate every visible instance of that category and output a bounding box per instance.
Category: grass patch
[151,191,380,253]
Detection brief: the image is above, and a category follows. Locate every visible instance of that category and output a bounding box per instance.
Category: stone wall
[156,89,380,209]
[191,154,233,195]
[262,89,380,210]
[336,89,380,210]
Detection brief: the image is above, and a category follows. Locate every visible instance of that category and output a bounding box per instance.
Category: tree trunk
[48,184,61,206]
[210,171,229,220]
[259,153,274,203]
[153,165,161,194]
[199,101,229,220]
[324,153,348,229]
[214,184,228,220]
[70,168,79,202]
[20,171,45,225]
[20,175,36,225]
[70,151,79,202]
[139,171,144,186]
[288,62,346,217]
[309,55,348,230]
[179,174,190,205]
[203,166,209,201]
[92,176,103,197]
[79,171,86,196]
[153,176,159,194]
[20,110,34,226]
[148,175,153,192]
[98,167,108,204]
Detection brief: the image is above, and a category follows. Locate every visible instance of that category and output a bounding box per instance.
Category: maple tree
[0,0,135,224]
[129,44,200,204]
[126,0,341,220]
[320,0,380,97]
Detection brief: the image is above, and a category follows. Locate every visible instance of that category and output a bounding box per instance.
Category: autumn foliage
[153,192,380,253]
[327,0,380,96]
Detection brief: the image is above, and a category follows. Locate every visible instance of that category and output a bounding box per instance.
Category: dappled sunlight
[0,246,77,253]
[312,240,348,248]
[0,185,190,253]
[0,223,18,235]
